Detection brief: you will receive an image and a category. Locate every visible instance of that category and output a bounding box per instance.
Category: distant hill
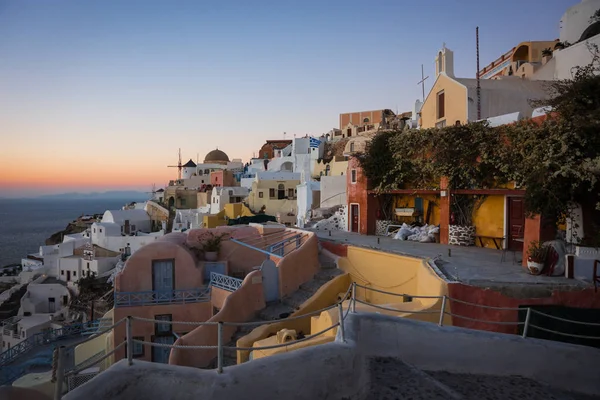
[36,191,149,200]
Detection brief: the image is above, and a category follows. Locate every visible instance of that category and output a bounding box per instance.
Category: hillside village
[2,1,600,399]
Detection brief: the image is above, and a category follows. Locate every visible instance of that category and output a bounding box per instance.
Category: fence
[53,282,600,399]
[210,272,243,292]
[0,319,100,368]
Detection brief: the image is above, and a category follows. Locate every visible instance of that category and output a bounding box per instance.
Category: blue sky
[0,0,578,196]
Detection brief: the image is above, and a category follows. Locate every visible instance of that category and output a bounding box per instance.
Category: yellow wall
[247,179,299,216]
[238,246,452,364]
[74,309,115,370]
[421,74,468,129]
[339,247,450,324]
[472,195,505,248]
[312,159,348,179]
[236,273,351,363]
[203,203,255,228]
[392,195,440,225]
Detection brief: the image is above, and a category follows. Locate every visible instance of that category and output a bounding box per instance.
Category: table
[474,235,505,250]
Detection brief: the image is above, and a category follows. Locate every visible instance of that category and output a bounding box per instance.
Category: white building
[1,275,71,351]
[98,209,151,235]
[20,276,71,317]
[296,181,320,228]
[533,0,600,81]
[25,235,91,278]
[210,186,250,214]
[90,208,162,253]
[58,244,120,285]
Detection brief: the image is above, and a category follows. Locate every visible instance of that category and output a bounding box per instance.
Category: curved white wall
[560,0,600,43]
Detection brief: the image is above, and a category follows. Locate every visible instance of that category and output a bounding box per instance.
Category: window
[63,295,68,305]
[99,228,103,233]
[350,142,355,152]
[351,169,357,184]
[93,228,96,233]
[437,90,445,119]
[155,314,172,335]
[288,188,294,198]
[73,271,76,277]
[180,198,186,207]
[363,117,370,123]
[131,224,136,231]
[61,270,64,276]
[132,337,145,357]
[259,191,264,198]
[269,188,275,198]
[125,336,145,358]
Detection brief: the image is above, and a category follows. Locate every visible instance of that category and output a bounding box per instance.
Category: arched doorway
[168,197,175,208]
[277,184,285,200]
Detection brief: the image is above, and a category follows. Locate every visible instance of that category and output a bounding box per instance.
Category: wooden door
[508,197,525,251]
[350,204,359,233]
[152,260,174,293]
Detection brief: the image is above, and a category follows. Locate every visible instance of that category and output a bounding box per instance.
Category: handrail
[210,272,243,292]
[529,309,600,326]
[53,281,600,400]
[353,283,444,299]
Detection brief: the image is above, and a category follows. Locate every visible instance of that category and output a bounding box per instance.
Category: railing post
[351,282,356,313]
[337,303,346,343]
[522,308,532,338]
[217,322,223,374]
[126,316,133,366]
[438,295,447,326]
[53,345,65,400]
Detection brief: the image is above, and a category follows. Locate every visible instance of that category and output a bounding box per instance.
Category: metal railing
[114,287,210,307]
[210,272,243,292]
[53,282,600,399]
[0,319,100,369]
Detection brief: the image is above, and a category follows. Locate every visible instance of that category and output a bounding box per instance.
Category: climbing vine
[357,46,600,236]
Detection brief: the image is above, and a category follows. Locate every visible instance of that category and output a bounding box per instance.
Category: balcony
[210,272,243,292]
[114,288,210,307]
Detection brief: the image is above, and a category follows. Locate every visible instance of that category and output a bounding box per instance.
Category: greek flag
[309,137,321,148]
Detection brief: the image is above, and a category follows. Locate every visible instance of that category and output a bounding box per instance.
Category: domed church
[203,149,230,165]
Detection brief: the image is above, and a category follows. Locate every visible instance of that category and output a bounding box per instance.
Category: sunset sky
[0,0,576,198]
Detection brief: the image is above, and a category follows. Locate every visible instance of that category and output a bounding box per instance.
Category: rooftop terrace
[314,230,590,290]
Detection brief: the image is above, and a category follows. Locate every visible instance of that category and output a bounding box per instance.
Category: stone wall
[448,225,475,246]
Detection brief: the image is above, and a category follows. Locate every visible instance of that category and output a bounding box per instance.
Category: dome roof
[204,149,230,163]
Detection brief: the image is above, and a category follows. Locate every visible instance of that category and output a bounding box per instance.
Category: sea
[0,198,145,267]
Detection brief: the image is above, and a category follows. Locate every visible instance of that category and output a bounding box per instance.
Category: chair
[504,225,524,264]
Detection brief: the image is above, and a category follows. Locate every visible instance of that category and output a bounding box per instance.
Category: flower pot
[526,259,544,275]
[205,251,218,261]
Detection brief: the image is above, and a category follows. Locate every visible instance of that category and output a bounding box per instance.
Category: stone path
[366,357,600,400]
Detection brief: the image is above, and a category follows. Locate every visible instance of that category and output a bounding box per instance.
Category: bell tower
[435,43,455,78]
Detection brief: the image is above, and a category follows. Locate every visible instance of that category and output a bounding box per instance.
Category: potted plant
[197,231,230,261]
[526,240,547,275]
[541,48,553,64]
[554,42,565,50]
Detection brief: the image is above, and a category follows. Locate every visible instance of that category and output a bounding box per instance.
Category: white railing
[210,272,243,292]
[53,282,600,399]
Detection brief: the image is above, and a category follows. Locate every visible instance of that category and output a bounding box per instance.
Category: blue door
[152,335,174,363]
[204,262,227,281]
[153,260,174,301]
[260,259,279,302]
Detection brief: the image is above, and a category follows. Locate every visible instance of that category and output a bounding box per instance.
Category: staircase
[220,251,343,367]
[367,357,595,400]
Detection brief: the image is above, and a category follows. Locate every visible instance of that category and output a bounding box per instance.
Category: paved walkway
[313,230,590,289]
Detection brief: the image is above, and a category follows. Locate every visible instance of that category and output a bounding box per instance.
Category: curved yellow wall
[237,247,451,363]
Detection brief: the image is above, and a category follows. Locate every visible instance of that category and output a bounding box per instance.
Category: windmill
[145,184,157,199]
[167,148,183,180]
